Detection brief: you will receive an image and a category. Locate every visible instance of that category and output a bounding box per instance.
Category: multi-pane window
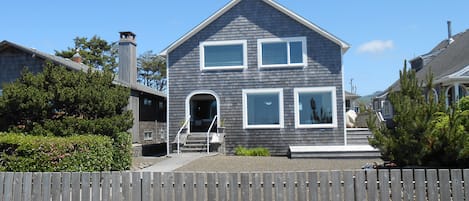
[144,131,153,141]
[294,87,337,128]
[258,37,307,68]
[242,88,284,129]
[200,40,247,70]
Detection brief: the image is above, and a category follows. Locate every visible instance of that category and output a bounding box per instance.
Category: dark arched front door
[190,94,217,132]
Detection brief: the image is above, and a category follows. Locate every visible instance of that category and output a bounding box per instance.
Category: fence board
[241,173,250,201]
[451,169,463,201]
[343,171,354,201]
[286,172,296,201]
[102,172,111,201]
[378,170,390,201]
[112,172,121,201]
[229,173,238,201]
[23,172,32,201]
[464,169,469,201]
[13,172,23,201]
[183,173,193,201]
[0,172,4,199]
[61,172,71,201]
[275,173,285,201]
[91,172,101,201]
[252,173,261,201]
[153,172,162,201]
[164,172,175,201]
[414,169,425,201]
[319,171,330,201]
[390,169,401,201]
[121,172,131,201]
[263,172,273,201]
[439,169,451,201]
[4,172,14,201]
[142,172,152,201]
[355,171,366,201]
[51,172,61,201]
[195,173,204,201]
[207,173,217,201]
[426,169,438,201]
[71,172,80,201]
[81,172,90,201]
[32,172,42,201]
[297,172,307,201]
[367,170,378,201]
[330,171,341,201]
[42,172,51,201]
[131,172,141,201]
[174,172,184,201]
[402,169,414,201]
[217,173,228,201]
[308,172,318,201]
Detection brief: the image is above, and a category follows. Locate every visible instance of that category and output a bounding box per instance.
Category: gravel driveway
[174,155,383,172]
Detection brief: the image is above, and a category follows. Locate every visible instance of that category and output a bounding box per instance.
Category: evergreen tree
[55,36,118,72]
[137,51,167,92]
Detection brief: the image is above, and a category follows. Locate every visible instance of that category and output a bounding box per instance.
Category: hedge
[234,146,271,156]
[0,133,113,172]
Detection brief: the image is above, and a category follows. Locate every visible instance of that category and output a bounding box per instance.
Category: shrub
[0,133,113,172]
[111,132,132,171]
[234,146,270,156]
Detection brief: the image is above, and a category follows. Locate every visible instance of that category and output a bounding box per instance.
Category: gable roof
[0,40,166,98]
[160,0,350,56]
[382,29,469,94]
[0,40,90,72]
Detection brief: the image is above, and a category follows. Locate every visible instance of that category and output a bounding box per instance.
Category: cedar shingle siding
[167,0,345,155]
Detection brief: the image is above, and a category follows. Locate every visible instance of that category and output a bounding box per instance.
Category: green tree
[55,36,118,72]
[0,63,132,136]
[368,61,446,166]
[137,51,167,91]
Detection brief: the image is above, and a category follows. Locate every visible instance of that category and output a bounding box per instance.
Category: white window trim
[242,88,284,129]
[257,36,307,69]
[294,87,337,128]
[143,131,153,141]
[200,40,248,71]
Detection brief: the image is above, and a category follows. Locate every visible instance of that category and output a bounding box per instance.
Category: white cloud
[357,40,394,54]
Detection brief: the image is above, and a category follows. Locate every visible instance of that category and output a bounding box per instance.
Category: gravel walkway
[174,155,383,172]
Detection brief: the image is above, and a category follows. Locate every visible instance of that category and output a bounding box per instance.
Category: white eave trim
[160,0,350,56]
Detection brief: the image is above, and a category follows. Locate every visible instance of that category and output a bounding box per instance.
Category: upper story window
[200,40,247,71]
[294,87,337,128]
[258,37,307,68]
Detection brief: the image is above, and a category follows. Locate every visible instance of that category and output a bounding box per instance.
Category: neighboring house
[161,0,351,155]
[0,32,166,148]
[374,22,469,122]
[345,90,360,112]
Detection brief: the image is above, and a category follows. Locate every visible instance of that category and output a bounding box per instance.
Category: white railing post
[176,115,191,155]
[207,115,218,154]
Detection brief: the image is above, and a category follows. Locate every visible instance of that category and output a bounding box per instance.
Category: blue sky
[2,0,469,96]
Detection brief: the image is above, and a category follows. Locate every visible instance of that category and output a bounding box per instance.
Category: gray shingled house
[0,32,166,153]
[374,23,469,123]
[160,0,368,156]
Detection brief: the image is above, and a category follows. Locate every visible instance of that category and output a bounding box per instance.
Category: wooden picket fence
[0,169,468,201]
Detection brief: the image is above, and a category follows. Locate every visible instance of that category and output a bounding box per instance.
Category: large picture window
[294,87,337,128]
[258,37,307,68]
[200,40,247,71]
[242,88,284,129]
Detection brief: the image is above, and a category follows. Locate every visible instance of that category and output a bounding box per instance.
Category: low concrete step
[289,145,381,159]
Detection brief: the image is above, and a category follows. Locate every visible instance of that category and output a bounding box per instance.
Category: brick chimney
[118,32,137,86]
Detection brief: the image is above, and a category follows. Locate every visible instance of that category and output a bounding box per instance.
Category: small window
[143,98,153,106]
[258,37,307,68]
[144,131,153,141]
[242,88,284,129]
[200,40,247,71]
[294,87,337,128]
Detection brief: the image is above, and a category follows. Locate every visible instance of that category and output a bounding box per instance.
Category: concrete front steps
[289,128,381,158]
[180,133,211,153]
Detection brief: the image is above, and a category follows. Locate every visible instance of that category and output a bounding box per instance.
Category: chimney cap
[119,31,136,40]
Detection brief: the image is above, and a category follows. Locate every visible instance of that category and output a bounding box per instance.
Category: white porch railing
[206,115,218,154]
[176,115,190,155]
